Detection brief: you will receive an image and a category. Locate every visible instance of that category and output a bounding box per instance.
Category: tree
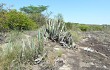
[29,13,46,26]
[20,5,48,14]
[20,5,48,27]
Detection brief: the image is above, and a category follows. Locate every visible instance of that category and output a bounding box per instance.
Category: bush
[0,11,9,32]
[6,10,37,30]
[90,25,103,31]
[65,22,73,30]
[79,24,90,31]
[0,10,38,31]
[65,22,81,31]
[29,13,46,27]
[0,4,38,32]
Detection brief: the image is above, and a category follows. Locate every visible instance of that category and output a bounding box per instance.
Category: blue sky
[1,0,110,24]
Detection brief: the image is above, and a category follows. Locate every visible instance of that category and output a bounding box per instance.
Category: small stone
[103,65,107,69]
[55,58,64,67]
[54,47,60,51]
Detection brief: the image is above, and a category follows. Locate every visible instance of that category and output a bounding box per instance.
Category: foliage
[0,3,9,32]
[29,13,46,27]
[65,22,109,31]
[0,4,39,31]
[6,10,37,30]
[89,25,103,31]
[20,5,48,14]
[65,22,73,30]
[20,5,48,27]
[79,24,90,31]
[0,11,9,32]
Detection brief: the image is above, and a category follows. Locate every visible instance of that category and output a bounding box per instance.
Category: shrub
[0,11,9,32]
[65,22,73,30]
[90,25,103,31]
[79,24,90,31]
[29,13,46,27]
[6,10,37,30]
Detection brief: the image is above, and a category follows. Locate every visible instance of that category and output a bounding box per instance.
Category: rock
[83,47,94,52]
[35,57,43,64]
[35,53,47,64]
[55,58,64,67]
[54,47,60,51]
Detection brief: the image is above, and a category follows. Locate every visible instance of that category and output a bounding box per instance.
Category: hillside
[0,30,110,70]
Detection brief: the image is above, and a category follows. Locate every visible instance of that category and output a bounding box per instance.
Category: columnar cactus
[45,18,73,48]
[37,29,44,54]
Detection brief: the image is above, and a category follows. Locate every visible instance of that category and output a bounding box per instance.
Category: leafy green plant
[6,10,37,30]
[0,10,9,32]
[20,5,48,14]
[89,25,103,31]
[79,24,90,31]
[29,13,47,27]
[65,22,73,30]
[20,5,48,27]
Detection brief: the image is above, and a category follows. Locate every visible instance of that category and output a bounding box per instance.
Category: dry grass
[0,31,41,70]
[70,31,82,43]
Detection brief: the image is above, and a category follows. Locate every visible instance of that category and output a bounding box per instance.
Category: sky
[1,0,110,24]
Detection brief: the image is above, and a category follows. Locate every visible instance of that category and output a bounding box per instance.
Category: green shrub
[6,10,37,30]
[29,13,46,27]
[79,24,90,31]
[90,25,103,31]
[0,11,9,32]
[65,22,73,30]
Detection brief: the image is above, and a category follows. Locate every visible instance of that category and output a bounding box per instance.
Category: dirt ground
[32,31,110,70]
[76,31,110,70]
[44,31,110,70]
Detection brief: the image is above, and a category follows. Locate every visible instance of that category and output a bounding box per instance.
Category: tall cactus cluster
[37,27,45,55]
[44,18,73,48]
